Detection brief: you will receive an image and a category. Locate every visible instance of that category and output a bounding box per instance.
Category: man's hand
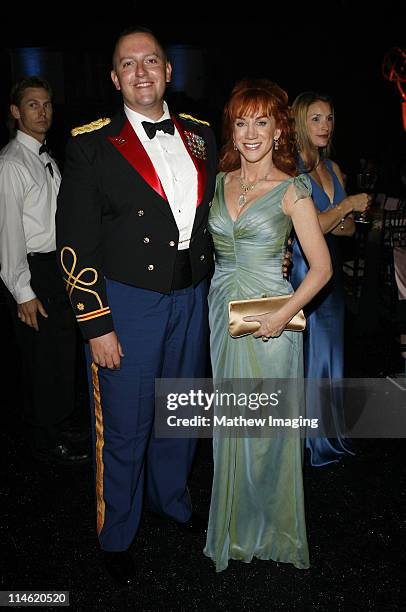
[282,237,293,279]
[89,331,124,369]
[17,298,48,331]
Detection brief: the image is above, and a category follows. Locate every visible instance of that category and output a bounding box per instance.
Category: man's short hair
[112,25,167,69]
[10,75,53,107]
[8,76,53,137]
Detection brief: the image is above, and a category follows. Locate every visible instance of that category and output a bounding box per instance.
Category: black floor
[1,306,405,611]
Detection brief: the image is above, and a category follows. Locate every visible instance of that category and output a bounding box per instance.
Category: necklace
[238,176,268,208]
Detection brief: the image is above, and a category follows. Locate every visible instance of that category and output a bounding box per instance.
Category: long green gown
[204,172,311,572]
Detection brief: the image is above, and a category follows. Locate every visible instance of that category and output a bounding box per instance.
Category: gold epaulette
[178,113,210,127]
[71,117,111,137]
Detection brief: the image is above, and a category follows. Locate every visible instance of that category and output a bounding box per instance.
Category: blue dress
[290,159,354,466]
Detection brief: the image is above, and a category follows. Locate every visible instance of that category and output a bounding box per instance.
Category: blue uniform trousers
[86,278,208,551]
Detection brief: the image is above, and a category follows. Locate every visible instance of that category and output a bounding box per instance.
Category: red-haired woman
[204,79,332,572]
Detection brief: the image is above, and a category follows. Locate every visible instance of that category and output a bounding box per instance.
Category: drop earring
[273,138,279,151]
[233,141,237,151]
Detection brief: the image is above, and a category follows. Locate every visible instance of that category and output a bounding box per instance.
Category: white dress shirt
[0,130,61,303]
[124,101,197,250]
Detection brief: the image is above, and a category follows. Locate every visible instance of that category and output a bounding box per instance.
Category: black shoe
[60,427,90,444]
[174,512,207,535]
[102,550,136,586]
[33,443,90,465]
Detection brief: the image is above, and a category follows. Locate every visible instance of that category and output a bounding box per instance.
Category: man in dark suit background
[56,26,216,585]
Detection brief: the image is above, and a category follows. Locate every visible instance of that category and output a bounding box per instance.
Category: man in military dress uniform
[56,27,216,585]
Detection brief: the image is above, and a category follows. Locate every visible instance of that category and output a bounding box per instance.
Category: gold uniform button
[169,241,176,247]
[137,210,144,216]
[200,255,205,261]
[143,237,150,244]
[148,264,154,271]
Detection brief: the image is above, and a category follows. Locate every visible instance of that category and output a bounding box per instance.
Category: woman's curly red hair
[219,79,297,176]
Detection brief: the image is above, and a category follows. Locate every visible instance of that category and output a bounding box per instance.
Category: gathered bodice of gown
[209,172,311,303]
[208,172,312,380]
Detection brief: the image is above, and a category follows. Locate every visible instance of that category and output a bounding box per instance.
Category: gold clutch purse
[228,295,306,338]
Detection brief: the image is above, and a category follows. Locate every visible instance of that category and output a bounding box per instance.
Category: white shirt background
[124,101,197,250]
[0,130,61,303]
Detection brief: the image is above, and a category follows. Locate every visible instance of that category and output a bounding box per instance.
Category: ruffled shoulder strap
[292,173,312,203]
[216,171,226,186]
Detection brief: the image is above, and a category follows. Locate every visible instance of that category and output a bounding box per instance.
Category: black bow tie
[39,143,50,155]
[45,162,54,178]
[142,118,175,139]
[39,144,54,177]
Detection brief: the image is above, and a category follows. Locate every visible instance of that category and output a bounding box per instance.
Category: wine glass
[354,172,377,223]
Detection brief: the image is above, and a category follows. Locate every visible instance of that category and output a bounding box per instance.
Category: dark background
[0,3,405,194]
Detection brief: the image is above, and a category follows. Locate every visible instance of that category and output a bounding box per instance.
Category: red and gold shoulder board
[178,113,210,127]
[71,117,111,137]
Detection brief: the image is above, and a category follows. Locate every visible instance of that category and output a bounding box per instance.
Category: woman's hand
[243,312,286,340]
[349,192,370,213]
